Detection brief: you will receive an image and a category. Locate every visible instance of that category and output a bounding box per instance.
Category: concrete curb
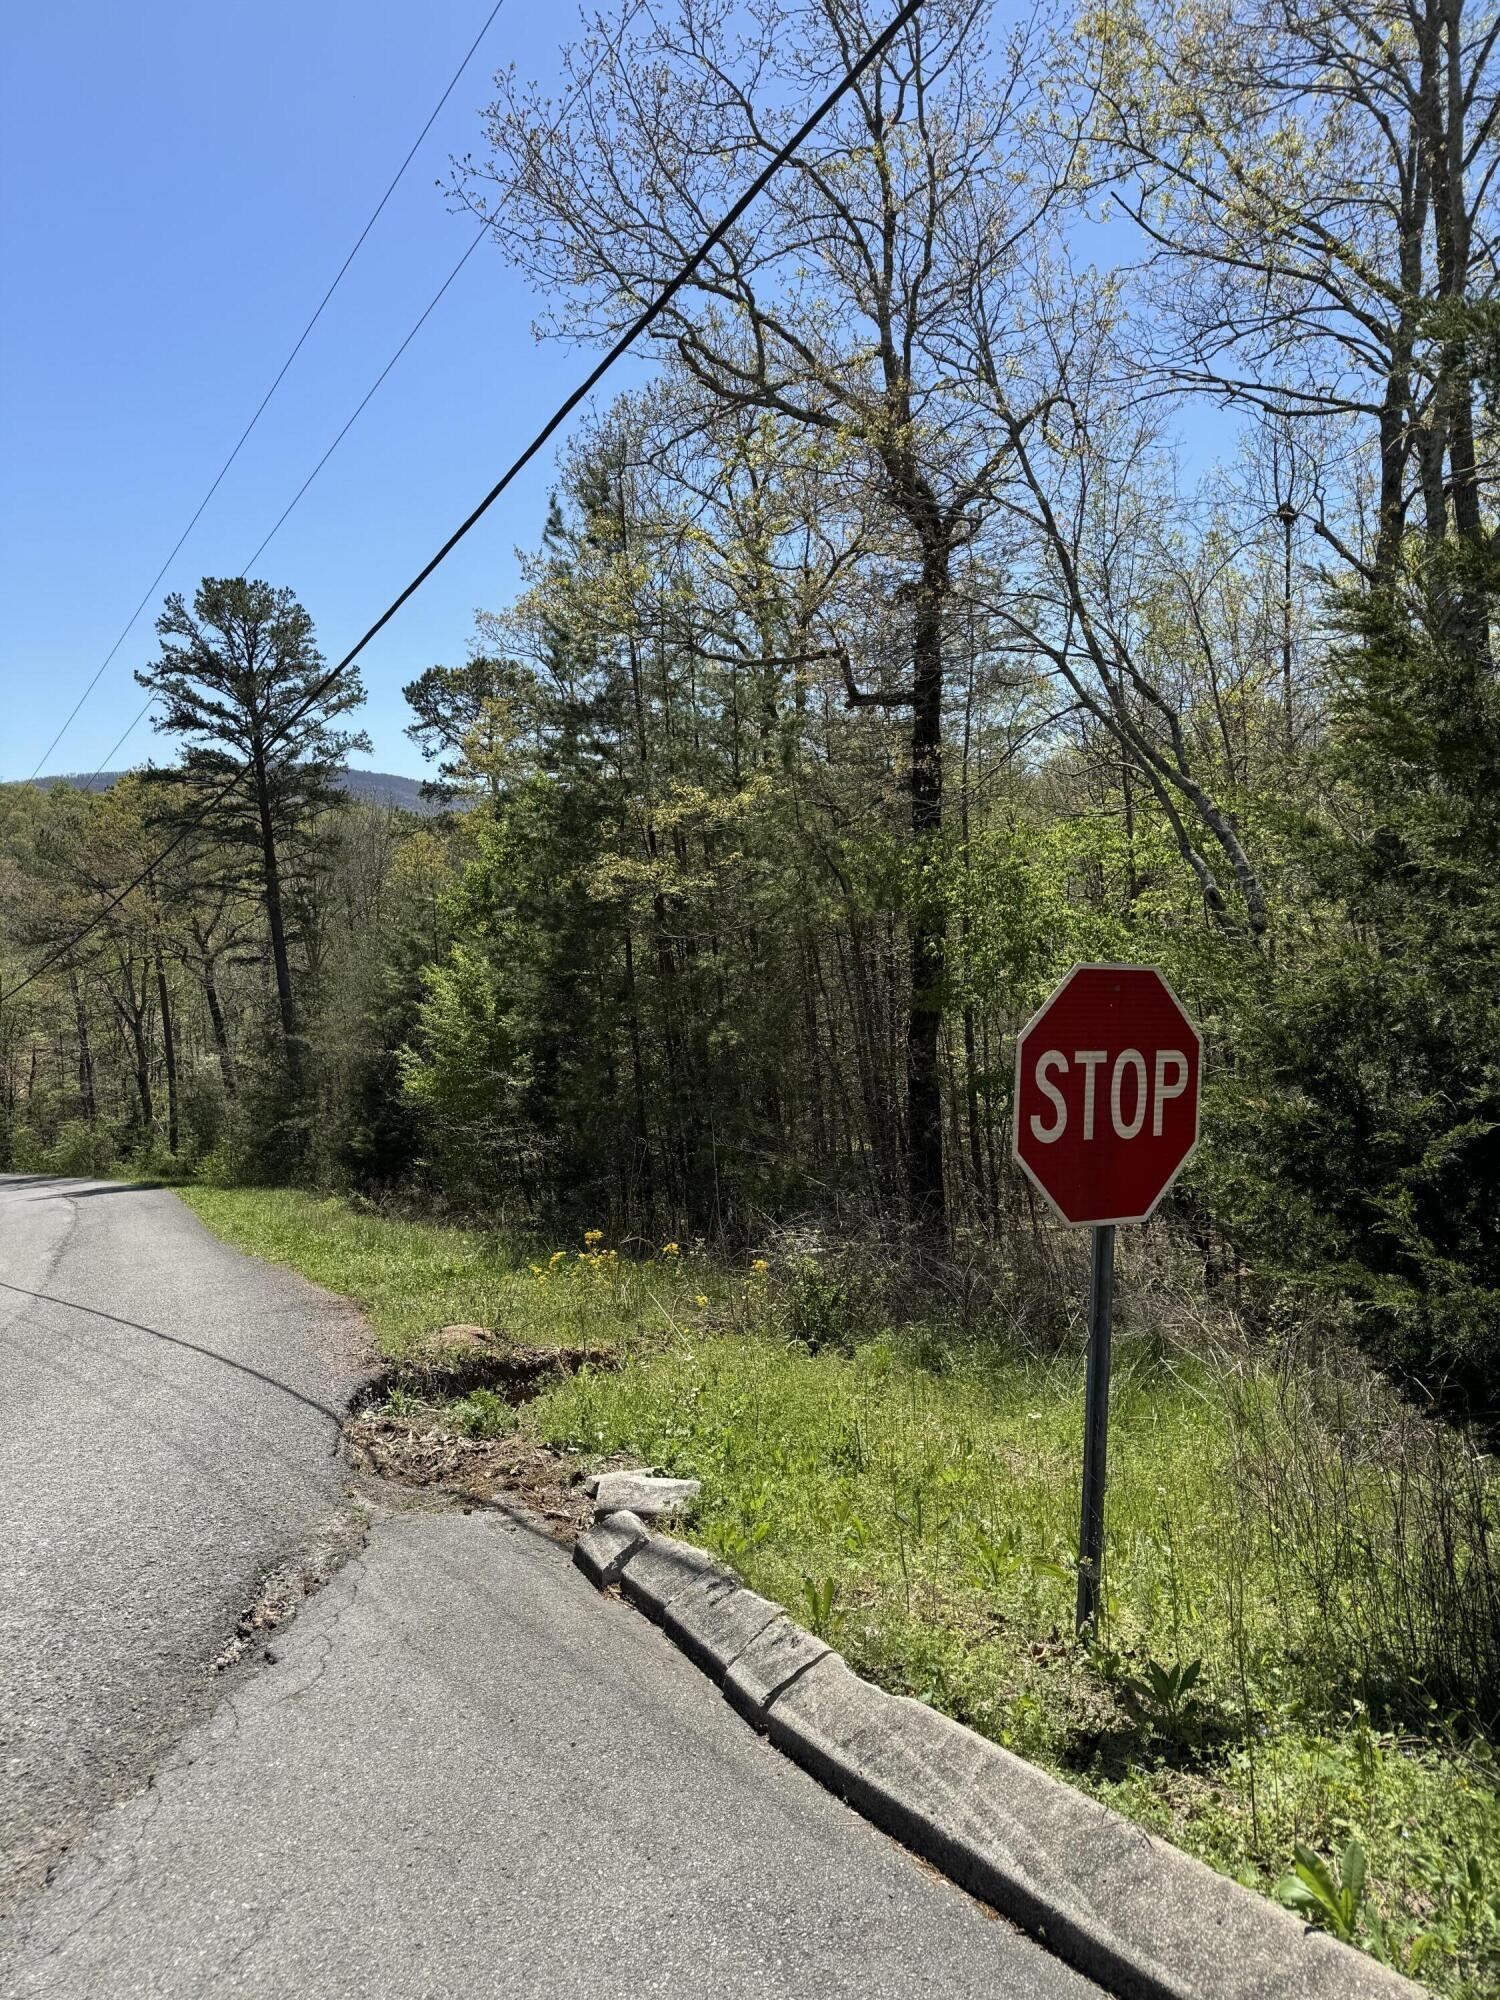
[572,1520,1419,2000]
[619,1533,720,1621]
[660,1572,782,1681]
[572,1509,649,1587]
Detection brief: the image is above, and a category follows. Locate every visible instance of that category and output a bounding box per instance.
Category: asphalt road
[1,1173,1100,1998]
[0,1173,367,1912]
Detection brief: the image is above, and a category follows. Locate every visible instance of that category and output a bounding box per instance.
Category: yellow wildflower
[661,1241,681,1257]
[694,1294,709,1309]
[583,1228,605,1246]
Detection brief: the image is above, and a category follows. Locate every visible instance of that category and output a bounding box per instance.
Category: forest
[4,0,1496,1408]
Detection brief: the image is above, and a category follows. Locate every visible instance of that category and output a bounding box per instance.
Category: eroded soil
[340,1333,632,1538]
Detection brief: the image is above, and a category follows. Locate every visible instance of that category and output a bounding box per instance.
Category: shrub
[43,1120,117,1178]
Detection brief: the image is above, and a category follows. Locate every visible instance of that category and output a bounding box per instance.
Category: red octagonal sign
[1013,965,1202,1226]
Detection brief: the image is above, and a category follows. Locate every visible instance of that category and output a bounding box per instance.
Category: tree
[136,578,369,1097]
[454,0,1089,1230]
[8,780,167,1147]
[1081,0,1499,595]
[972,312,1276,934]
[402,655,533,807]
[1204,531,1500,1404]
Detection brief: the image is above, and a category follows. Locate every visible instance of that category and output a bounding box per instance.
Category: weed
[785,1255,875,1352]
[1273,1840,1447,1975]
[449,1388,518,1439]
[1118,1656,1205,1738]
[970,1523,1022,1590]
[800,1574,841,1639]
[1277,1839,1370,1943]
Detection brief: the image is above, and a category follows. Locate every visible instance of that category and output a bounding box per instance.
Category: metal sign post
[1011,965,1202,1640]
[1076,1222,1115,1635]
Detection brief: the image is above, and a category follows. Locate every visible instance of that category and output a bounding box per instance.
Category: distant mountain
[30,768,450,815]
[334,770,444,813]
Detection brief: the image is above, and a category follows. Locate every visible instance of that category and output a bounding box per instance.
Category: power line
[87,219,492,783]
[25,0,511,784]
[240,226,491,579]
[72,83,594,791]
[1,0,925,1006]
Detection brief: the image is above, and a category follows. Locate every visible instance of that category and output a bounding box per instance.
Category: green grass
[527,1326,1499,1991]
[179,1185,717,1358]
[181,1185,1500,1995]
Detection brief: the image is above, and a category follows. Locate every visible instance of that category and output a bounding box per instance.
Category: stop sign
[1012,965,1201,1226]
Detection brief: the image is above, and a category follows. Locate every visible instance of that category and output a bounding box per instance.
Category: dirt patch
[340,1339,632,1539]
[342,1411,626,1538]
[349,1339,616,1413]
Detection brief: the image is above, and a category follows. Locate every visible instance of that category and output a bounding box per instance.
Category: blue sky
[1,0,626,783]
[0,2,1241,790]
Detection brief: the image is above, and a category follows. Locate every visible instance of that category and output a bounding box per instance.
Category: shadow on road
[48,1180,171,1198]
[0,1174,171,1196]
[0,1278,349,1425]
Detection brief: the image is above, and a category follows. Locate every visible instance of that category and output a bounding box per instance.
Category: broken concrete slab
[618,1534,721,1621]
[660,1573,783,1682]
[722,1615,831,1726]
[766,1655,1418,2000]
[571,1509,650,1588]
[592,1471,701,1518]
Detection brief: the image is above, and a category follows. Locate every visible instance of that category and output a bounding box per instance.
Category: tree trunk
[250,737,301,1084]
[114,977,153,1138]
[202,957,237,1097]
[905,542,948,1234]
[154,943,179,1156]
[957,639,985,1225]
[1426,0,1491,657]
[70,972,96,1124]
[622,925,655,1223]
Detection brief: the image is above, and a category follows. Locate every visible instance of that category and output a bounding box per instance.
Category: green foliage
[799,1573,841,1639]
[402,655,531,804]
[180,1186,1500,1993]
[1274,1839,1458,1978]
[970,1521,1023,1590]
[783,1251,884,1353]
[39,1119,117,1178]
[1205,542,1500,1403]
[178,1070,227,1165]
[1277,1839,1370,1942]
[529,1324,1499,1991]
[400,941,527,1196]
[449,1387,519,1439]
[1117,1655,1203,1737]
[175,1187,717,1359]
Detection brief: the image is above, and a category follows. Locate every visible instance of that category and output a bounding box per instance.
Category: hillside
[30,767,447,814]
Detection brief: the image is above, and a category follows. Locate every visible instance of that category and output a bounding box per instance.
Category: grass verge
[180,1184,1500,1997]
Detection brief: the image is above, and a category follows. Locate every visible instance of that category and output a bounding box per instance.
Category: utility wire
[240,225,491,578]
[86,218,493,784]
[79,84,592,788]
[1,0,924,1006]
[25,0,511,784]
